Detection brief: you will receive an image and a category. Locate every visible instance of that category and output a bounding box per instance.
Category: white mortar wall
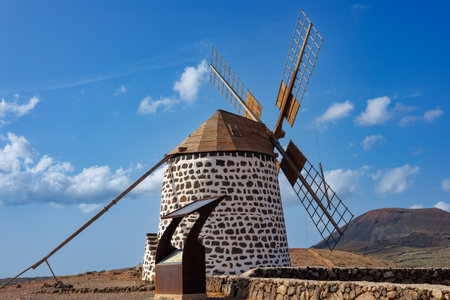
[142,151,290,281]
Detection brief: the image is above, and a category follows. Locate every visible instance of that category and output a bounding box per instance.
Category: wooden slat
[286,97,300,126]
[244,91,262,120]
[280,141,306,186]
[276,81,287,110]
[276,81,300,127]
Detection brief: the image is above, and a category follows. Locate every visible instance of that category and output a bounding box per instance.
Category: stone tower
[142,110,290,281]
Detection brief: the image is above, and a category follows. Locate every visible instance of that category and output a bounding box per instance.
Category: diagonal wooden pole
[273,22,313,137]
[0,154,170,289]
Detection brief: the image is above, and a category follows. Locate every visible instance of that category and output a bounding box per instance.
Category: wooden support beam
[1,154,171,289]
[273,22,312,137]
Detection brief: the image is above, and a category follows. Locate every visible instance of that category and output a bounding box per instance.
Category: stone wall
[141,233,158,281]
[207,267,450,300]
[248,267,450,286]
[142,151,290,281]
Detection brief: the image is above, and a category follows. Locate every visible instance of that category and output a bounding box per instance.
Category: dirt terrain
[0,248,400,299]
[0,267,156,300]
[289,248,398,268]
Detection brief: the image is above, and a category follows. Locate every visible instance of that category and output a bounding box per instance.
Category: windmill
[142,9,353,280]
[1,9,354,289]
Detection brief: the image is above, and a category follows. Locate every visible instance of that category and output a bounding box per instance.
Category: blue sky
[0,1,449,278]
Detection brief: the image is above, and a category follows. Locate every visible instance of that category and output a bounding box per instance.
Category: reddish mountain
[313,208,450,267]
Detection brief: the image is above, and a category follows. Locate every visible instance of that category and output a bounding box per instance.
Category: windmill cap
[169,110,275,156]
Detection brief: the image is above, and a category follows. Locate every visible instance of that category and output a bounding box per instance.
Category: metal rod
[1,154,171,289]
[45,260,60,284]
[273,22,313,135]
[209,64,260,123]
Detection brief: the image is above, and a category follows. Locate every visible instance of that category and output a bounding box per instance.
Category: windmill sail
[207,9,354,251]
[209,47,263,122]
[274,10,323,136]
[279,141,354,250]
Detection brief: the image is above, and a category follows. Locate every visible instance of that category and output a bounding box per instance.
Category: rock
[355,292,376,300]
[288,286,296,296]
[383,271,395,279]
[361,275,373,281]
[277,284,287,296]
[328,293,342,300]
[310,288,320,300]
[432,290,443,299]
[402,291,419,300]
[387,291,397,299]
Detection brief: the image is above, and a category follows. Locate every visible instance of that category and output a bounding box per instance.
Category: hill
[289,248,397,268]
[314,207,450,267]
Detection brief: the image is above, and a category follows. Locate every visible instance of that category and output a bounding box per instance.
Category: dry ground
[0,248,403,299]
[0,268,155,300]
[289,248,398,268]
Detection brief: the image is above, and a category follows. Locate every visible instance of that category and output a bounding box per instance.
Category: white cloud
[354,97,424,127]
[314,100,354,126]
[66,166,130,199]
[410,204,423,209]
[410,146,424,156]
[173,60,208,103]
[355,96,392,126]
[433,201,450,212]
[279,172,297,205]
[0,96,39,119]
[114,85,127,96]
[134,167,165,194]
[442,178,450,192]
[393,102,416,115]
[423,107,443,123]
[374,164,420,195]
[280,166,369,205]
[399,115,418,127]
[137,60,208,115]
[49,202,65,208]
[79,203,101,213]
[371,169,382,180]
[361,134,385,151]
[0,132,132,205]
[324,166,368,197]
[410,202,450,212]
[351,4,370,18]
[137,96,176,114]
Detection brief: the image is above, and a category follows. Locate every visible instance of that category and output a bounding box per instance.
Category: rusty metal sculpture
[155,195,226,300]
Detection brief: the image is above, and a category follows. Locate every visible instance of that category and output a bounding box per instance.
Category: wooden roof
[169,110,274,156]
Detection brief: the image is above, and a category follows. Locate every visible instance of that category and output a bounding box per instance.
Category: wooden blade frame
[209,47,263,122]
[207,11,353,251]
[277,140,354,250]
[273,10,323,137]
